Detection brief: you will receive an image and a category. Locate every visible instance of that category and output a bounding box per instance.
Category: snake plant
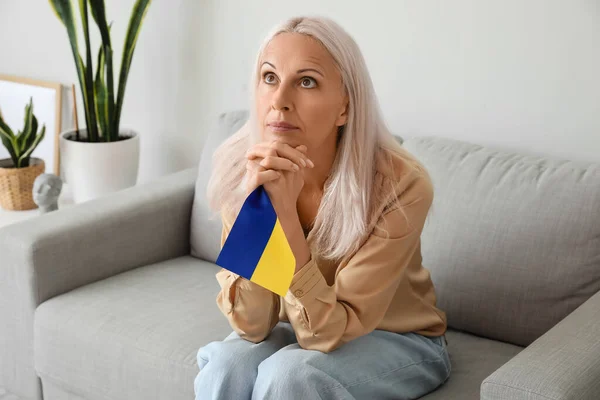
[0,98,46,168]
[49,0,151,142]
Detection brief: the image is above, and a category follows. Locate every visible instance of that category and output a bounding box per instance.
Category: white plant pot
[59,129,140,203]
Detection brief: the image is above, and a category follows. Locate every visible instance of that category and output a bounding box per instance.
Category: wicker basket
[0,157,46,211]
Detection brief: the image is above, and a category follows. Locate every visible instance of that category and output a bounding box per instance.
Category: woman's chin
[262,131,304,146]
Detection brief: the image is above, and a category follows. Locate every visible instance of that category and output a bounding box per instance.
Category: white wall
[206,0,600,163]
[0,0,214,184]
[1,0,599,187]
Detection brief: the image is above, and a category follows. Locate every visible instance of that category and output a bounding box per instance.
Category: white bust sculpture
[33,173,63,214]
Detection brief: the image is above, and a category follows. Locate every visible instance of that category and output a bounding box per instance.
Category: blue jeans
[194,321,451,399]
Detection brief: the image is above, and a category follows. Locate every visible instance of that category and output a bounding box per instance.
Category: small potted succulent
[0,98,47,211]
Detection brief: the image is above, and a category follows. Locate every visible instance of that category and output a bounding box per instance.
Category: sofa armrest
[0,166,197,399]
[1,166,198,303]
[481,290,600,400]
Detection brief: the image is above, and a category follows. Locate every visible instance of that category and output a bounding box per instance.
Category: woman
[195,16,450,400]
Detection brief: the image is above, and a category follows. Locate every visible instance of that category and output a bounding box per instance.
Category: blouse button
[294,289,304,297]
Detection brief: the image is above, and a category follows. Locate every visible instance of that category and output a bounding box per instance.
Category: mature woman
[195,16,450,400]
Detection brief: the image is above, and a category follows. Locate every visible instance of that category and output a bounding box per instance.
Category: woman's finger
[295,144,308,153]
[247,154,298,173]
[246,145,278,162]
[246,159,262,171]
[270,141,314,168]
[259,155,300,172]
[246,169,280,194]
[247,142,313,168]
[255,169,281,185]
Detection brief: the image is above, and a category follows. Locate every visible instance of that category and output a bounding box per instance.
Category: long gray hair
[207,16,409,260]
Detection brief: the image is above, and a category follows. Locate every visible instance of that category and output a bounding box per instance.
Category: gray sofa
[1,111,600,400]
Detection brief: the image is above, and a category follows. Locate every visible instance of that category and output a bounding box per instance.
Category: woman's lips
[267,121,299,132]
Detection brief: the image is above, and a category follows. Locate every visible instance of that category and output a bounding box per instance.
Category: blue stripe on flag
[216,186,277,280]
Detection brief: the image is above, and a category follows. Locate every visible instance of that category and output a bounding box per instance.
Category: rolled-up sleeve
[215,213,280,343]
[283,174,434,353]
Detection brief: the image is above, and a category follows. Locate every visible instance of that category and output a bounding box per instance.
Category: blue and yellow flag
[216,186,296,296]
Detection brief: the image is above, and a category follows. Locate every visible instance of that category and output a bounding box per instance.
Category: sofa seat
[422,330,523,399]
[33,255,524,400]
[34,257,230,400]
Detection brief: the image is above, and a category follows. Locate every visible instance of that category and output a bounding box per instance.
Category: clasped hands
[244,140,314,219]
[244,139,315,271]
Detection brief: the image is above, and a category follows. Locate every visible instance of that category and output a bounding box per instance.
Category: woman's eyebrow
[297,68,324,78]
[261,61,325,78]
[261,61,276,69]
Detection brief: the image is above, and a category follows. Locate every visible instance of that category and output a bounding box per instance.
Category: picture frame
[0,74,64,175]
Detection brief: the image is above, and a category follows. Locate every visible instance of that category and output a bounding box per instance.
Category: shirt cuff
[218,270,240,285]
[284,258,326,305]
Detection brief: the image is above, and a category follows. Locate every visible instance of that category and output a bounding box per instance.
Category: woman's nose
[271,85,293,111]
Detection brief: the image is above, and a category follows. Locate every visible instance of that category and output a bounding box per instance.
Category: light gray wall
[206,0,600,163]
[1,0,598,186]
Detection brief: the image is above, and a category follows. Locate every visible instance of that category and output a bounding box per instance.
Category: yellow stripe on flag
[250,219,295,296]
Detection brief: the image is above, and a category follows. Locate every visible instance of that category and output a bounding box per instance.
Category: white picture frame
[0,75,64,175]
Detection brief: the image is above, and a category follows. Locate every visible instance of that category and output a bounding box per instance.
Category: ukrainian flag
[216,186,296,296]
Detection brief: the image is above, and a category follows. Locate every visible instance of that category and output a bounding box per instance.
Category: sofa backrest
[403,136,600,346]
[190,110,248,263]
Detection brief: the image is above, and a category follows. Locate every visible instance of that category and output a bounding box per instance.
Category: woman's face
[255,33,348,151]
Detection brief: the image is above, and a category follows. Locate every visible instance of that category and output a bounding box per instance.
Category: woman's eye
[264,73,277,84]
[300,77,317,88]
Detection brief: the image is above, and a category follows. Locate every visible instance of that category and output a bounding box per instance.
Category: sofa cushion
[33,255,520,400]
[421,330,523,400]
[190,110,249,263]
[34,257,232,400]
[403,136,600,347]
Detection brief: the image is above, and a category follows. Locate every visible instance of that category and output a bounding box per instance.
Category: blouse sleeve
[215,212,280,342]
[282,173,434,353]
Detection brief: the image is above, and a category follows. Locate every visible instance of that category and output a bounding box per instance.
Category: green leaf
[0,110,15,138]
[0,126,13,143]
[95,80,108,139]
[79,0,99,141]
[21,98,33,140]
[78,0,88,41]
[104,45,115,141]
[21,115,39,154]
[18,125,45,168]
[95,56,109,138]
[15,135,25,157]
[93,21,114,140]
[0,125,19,167]
[48,0,75,28]
[89,0,115,141]
[49,0,95,142]
[12,99,42,167]
[89,0,111,47]
[17,98,34,153]
[114,0,151,136]
[95,38,106,84]
[77,54,94,137]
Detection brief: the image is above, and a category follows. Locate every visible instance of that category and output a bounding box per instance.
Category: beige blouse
[215,147,447,353]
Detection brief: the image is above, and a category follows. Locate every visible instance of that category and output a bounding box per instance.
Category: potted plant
[0,98,47,211]
[49,0,151,203]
